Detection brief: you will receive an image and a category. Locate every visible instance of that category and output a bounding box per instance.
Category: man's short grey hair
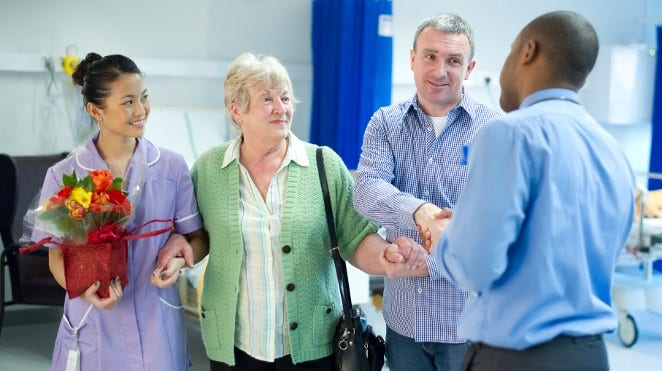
[413,13,475,61]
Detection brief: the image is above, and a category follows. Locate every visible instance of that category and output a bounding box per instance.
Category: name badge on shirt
[66,348,80,371]
[461,145,470,165]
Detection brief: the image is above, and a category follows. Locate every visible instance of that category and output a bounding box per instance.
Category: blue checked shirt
[353,89,501,343]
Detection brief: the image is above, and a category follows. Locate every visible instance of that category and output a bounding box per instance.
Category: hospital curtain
[310,0,393,170]
[649,26,662,190]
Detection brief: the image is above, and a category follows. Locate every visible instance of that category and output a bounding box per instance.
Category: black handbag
[316,147,386,371]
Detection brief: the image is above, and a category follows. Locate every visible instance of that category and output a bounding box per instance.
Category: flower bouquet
[20,169,172,299]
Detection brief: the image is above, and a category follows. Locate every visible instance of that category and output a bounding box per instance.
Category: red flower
[112,199,133,216]
[90,170,113,192]
[90,191,110,208]
[57,185,74,198]
[106,189,125,204]
[45,195,66,211]
[65,200,85,220]
[89,202,113,213]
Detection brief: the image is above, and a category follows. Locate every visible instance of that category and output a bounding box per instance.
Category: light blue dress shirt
[433,88,636,349]
[354,90,501,342]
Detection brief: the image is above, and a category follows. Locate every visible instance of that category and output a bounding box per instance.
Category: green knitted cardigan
[191,141,379,365]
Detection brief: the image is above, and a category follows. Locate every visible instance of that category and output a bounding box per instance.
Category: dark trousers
[210,347,334,371]
[460,334,609,371]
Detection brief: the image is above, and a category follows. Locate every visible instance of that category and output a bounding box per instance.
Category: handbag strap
[316,147,354,324]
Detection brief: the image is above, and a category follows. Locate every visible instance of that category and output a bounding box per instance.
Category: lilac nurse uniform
[33,133,203,371]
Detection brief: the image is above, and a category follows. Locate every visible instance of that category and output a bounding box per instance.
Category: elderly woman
[159,53,427,370]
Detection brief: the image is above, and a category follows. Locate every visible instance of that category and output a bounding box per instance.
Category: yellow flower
[70,187,92,210]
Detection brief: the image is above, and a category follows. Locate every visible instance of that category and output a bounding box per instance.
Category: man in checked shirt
[353,13,501,371]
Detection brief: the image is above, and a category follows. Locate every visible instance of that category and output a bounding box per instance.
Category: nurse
[32,52,206,370]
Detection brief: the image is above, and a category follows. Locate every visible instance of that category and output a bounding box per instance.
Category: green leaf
[112,178,123,190]
[62,171,77,187]
[78,175,93,192]
[39,208,87,242]
[39,207,68,224]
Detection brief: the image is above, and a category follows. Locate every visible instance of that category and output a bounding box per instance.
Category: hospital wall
[0,0,658,175]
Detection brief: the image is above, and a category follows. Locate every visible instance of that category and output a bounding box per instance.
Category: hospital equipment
[613,173,662,347]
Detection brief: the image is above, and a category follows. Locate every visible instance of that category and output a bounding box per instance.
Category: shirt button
[290,322,298,330]
[417,288,423,294]
[427,127,432,132]
[428,157,433,164]
[424,190,429,196]
[282,245,292,253]
[286,283,296,291]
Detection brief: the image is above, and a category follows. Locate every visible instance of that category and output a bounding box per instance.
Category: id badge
[66,348,80,371]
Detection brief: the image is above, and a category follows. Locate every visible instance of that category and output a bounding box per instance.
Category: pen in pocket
[461,145,470,165]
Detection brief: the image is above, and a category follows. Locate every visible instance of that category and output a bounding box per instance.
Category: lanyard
[65,304,93,371]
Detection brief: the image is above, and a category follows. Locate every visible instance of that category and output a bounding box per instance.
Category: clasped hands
[379,236,430,278]
[414,203,453,253]
[151,234,193,288]
[378,203,452,279]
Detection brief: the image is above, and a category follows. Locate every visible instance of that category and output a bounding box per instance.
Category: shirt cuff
[398,198,427,231]
[426,254,442,279]
[174,212,203,235]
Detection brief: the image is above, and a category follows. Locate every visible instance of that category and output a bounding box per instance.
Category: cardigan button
[282,245,292,253]
[286,283,295,292]
[201,312,206,318]
[290,322,298,330]
[326,308,332,314]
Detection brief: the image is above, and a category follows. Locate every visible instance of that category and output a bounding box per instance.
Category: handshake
[379,202,453,279]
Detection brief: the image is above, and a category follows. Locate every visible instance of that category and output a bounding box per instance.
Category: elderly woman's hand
[384,236,428,268]
[379,248,429,279]
[379,237,430,278]
[156,233,194,270]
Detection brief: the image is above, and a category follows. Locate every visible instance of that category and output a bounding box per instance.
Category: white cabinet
[582,44,657,125]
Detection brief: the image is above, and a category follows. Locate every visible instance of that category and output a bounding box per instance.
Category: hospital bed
[612,173,662,347]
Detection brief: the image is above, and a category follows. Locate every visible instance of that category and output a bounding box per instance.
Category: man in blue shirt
[353,13,501,371]
[430,11,635,370]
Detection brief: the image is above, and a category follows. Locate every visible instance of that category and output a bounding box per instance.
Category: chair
[0,153,68,335]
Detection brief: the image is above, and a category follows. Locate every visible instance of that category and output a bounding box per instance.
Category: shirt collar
[520,88,579,109]
[409,87,479,120]
[74,132,160,172]
[221,131,310,169]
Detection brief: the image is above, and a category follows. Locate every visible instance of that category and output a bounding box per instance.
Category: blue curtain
[649,26,662,190]
[310,0,393,170]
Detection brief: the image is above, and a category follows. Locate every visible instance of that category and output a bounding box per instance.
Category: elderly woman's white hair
[223,53,299,131]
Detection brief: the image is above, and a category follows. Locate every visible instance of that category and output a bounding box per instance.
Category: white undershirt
[430,115,448,137]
